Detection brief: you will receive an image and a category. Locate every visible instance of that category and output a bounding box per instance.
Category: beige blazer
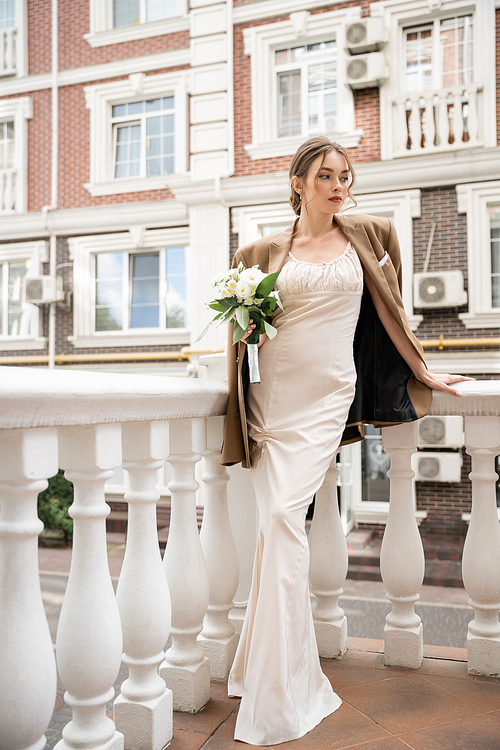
[220,212,432,468]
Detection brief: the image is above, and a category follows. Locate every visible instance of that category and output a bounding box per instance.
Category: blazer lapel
[268,219,297,274]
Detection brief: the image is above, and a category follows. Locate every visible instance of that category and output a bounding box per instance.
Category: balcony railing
[0,27,17,77]
[0,360,499,750]
[393,83,483,157]
[0,168,17,213]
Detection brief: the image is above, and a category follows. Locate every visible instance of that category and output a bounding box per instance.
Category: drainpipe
[43,0,58,369]
[213,0,234,207]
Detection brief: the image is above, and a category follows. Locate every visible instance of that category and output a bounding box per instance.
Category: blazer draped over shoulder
[220,212,432,469]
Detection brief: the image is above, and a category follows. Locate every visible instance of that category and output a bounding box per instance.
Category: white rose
[239,267,266,286]
[235,280,256,300]
[226,278,238,294]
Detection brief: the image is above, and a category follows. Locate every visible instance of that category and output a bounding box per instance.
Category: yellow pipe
[421,335,500,350]
[0,348,225,366]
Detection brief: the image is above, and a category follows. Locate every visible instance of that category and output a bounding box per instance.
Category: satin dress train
[227,243,364,746]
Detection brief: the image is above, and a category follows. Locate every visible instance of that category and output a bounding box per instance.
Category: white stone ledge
[0,366,228,430]
[429,381,500,417]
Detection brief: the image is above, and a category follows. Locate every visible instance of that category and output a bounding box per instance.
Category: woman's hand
[241,318,268,348]
[413,370,475,397]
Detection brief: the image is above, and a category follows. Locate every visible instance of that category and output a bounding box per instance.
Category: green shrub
[37,470,74,545]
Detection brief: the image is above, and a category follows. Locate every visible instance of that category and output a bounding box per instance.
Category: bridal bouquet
[194,263,283,383]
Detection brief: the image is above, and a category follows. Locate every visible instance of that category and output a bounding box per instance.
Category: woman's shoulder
[351,213,393,234]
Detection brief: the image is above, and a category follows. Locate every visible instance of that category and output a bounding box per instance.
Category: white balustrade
[393,84,483,156]
[309,453,348,659]
[0,427,59,750]
[0,169,17,213]
[114,422,172,750]
[0,27,17,76]
[199,415,239,681]
[56,424,124,750]
[160,418,211,713]
[462,416,500,676]
[380,422,424,669]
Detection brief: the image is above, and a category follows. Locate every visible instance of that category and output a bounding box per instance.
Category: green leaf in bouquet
[193,319,215,344]
[235,305,250,332]
[232,320,247,345]
[216,298,237,308]
[255,271,280,299]
[208,302,230,312]
[264,320,278,339]
[217,307,237,326]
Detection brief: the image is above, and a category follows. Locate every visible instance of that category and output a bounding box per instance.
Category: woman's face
[293,149,350,217]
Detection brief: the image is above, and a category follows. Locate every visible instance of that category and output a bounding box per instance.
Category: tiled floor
[166,643,500,750]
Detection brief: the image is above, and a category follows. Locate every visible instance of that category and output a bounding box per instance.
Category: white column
[160,418,210,713]
[462,416,500,676]
[0,428,58,750]
[56,424,124,750]
[380,422,424,669]
[409,96,421,153]
[114,422,172,750]
[309,453,348,659]
[199,415,239,681]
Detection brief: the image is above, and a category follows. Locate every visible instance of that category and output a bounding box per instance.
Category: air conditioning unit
[346,52,388,89]
[412,452,462,483]
[418,416,463,449]
[345,17,387,55]
[25,275,64,305]
[413,271,467,308]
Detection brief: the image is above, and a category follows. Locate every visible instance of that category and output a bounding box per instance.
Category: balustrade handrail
[428,381,500,416]
[0,365,228,429]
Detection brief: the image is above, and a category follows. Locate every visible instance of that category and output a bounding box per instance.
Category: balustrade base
[160,657,210,713]
[114,690,173,750]
[198,632,238,682]
[314,618,347,659]
[229,608,246,636]
[55,730,124,750]
[383,624,423,669]
[467,635,500,677]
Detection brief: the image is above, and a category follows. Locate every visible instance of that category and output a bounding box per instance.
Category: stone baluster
[437,90,449,148]
[199,415,239,681]
[393,96,407,155]
[462,416,500,676]
[468,86,479,144]
[453,88,464,144]
[114,422,172,750]
[423,92,435,149]
[309,452,348,659]
[380,422,424,669]
[409,95,421,152]
[160,418,210,713]
[56,424,124,750]
[0,428,58,750]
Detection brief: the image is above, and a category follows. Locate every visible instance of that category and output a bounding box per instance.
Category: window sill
[245,130,364,161]
[85,173,190,197]
[0,337,47,351]
[354,505,427,525]
[84,17,190,48]
[69,331,190,348]
[458,312,500,330]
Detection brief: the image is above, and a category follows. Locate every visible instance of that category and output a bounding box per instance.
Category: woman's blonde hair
[288,136,356,216]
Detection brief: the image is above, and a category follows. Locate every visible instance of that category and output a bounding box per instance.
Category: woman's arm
[363,271,474,397]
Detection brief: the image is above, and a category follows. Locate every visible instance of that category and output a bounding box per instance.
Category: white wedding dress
[227,242,364,746]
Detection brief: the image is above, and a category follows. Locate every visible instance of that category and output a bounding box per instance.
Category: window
[361,425,390,503]
[242,7,362,160]
[275,40,337,138]
[0,241,47,351]
[69,228,190,348]
[86,0,188,47]
[490,206,500,309]
[112,97,174,179]
[113,0,176,27]
[0,97,31,213]
[85,72,187,196]
[0,0,15,28]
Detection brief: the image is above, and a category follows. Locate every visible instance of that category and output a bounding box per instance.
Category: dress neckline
[288,241,352,266]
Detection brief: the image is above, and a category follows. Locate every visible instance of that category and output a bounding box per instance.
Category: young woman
[220,137,471,746]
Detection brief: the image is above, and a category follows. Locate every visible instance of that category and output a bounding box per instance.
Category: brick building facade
[0,0,499,537]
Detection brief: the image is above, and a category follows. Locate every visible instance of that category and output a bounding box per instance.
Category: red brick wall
[28,0,52,75]
[416,450,471,543]
[497,8,500,145]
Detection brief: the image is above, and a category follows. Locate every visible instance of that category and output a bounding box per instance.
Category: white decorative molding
[456,181,500,330]
[129,72,145,94]
[69,227,190,347]
[0,96,32,215]
[233,0,354,24]
[424,350,500,374]
[84,71,188,196]
[86,0,188,46]
[190,4,227,38]
[129,226,145,247]
[242,6,362,161]
[289,10,309,36]
[231,203,296,245]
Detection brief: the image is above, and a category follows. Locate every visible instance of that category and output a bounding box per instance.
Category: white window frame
[85,0,189,48]
[0,240,47,350]
[0,96,31,213]
[456,180,500,330]
[0,0,27,78]
[242,6,364,161]
[84,72,188,197]
[69,227,190,348]
[373,0,496,161]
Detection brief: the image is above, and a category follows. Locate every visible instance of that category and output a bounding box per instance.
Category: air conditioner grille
[419,275,446,304]
[26,278,43,301]
[420,417,446,445]
[346,22,367,45]
[418,456,440,479]
[347,57,368,80]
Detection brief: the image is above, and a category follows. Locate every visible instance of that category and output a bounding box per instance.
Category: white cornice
[425,350,500,374]
[233,0,354,24]
[84,16,190,47]
[0,48,191,96]
[0,200,188,240]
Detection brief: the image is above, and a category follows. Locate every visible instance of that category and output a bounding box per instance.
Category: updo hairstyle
[288,136,356,216]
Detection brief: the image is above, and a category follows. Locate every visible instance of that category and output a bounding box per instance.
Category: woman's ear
[291,177,302,195]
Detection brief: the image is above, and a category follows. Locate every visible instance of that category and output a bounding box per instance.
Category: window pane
[163,96,174,109]
[163,156,174,174]
[113,0,139,28]
[147,116,161,136]
[0,0,15,29]
[95,253,123,331]
[0,119,14,169]
[278,71,301,137]
[361,425,390,502]
[8,261,30,336]
[146,99,161,112]
[308,61,337,133]
[490,205,500,308]
[114,124,141,179]
[146,0,177,22]
[128,101,144,115]
[440,15,473,88]
[405,26,433,92]
[146,114,175,175]
[166,246,187,328]
[96,307,123,331]
[112,104,126,118]
[130,253,159,328]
